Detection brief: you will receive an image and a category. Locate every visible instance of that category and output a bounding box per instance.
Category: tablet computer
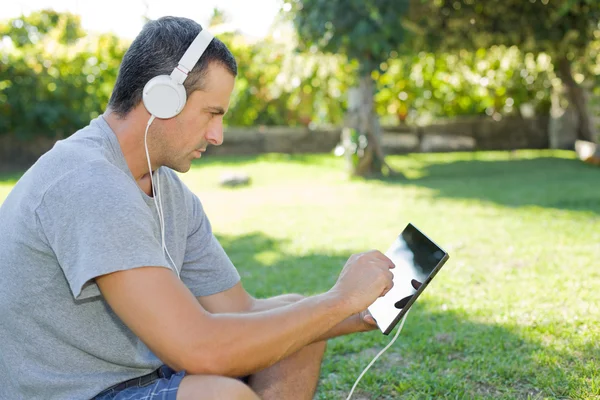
[367,223,449,335]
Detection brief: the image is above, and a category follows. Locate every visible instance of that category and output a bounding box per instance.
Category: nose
[205,118,224,146]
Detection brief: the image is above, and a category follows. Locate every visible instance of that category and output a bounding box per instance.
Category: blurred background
[2,0,600,170]
[1,1,599,399]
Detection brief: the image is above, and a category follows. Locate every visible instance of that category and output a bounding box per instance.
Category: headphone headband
[170,29,214,85]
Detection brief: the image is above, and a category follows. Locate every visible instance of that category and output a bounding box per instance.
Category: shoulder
[35,160,155,238]
[40,160,141,210]
[50,159,133,192]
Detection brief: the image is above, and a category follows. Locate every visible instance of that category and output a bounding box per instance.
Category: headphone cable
[144,115,180,278]
[346,310,410,400]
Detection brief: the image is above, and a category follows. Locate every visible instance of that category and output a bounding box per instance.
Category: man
[0,16,396,400]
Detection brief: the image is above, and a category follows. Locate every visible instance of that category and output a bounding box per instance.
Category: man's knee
[177,375,259,400]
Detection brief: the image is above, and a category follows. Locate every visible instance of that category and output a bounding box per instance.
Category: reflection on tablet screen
[368,224,448,334]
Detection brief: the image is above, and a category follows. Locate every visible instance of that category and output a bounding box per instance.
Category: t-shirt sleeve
[36,161,170,300]
[179,189,240,297]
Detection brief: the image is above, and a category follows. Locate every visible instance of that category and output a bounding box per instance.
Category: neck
[103,106,158,183]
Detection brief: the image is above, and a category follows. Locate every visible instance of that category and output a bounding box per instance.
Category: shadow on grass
[217,231,345,297]
[322,306,599,400]
[380,156,600,215]
[218,231,598,399]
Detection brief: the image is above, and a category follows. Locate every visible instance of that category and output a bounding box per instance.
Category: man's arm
[97,251,394,378]
[198,279,424,341]
[197,283,377,342]
[251,294,379,340]
[197,283,302,314]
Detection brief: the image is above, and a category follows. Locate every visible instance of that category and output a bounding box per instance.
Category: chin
[166,161,192,174]
[176,164,192,173]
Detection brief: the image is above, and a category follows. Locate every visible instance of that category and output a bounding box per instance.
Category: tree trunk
[549,85,579,149]
[342,72,396,177]
[556,57,597,144]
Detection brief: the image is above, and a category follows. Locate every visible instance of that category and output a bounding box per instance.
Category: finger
[383,254,395,269]
[382,254,396,269]
[371,259,395,273]
[411,279,422,290]
[380,279,394,297]
[395,294,413,309]
[363,313,377,326]
[380,287,391,297]
[368,259,394,273]
[380,270,394,288]
[368,250,396,269]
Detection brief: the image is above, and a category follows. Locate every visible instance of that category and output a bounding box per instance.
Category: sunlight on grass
[183,150,600,399]
[2,150,598,399]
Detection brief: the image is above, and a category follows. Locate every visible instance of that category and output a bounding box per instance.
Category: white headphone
[142,28,214,119]
[141,27,214,278]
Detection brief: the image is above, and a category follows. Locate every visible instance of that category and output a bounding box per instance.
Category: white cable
[153,158,166,248]
[144,115,180,278]
[153,163,180,278]
[346,310,410,400]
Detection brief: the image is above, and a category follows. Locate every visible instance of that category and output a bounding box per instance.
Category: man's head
[108,16,237,172]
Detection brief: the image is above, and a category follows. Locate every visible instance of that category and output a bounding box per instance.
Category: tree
[407,0,600,146]
[283,0,410,176]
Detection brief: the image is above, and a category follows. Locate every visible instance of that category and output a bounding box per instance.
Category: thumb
[362,311,377,326]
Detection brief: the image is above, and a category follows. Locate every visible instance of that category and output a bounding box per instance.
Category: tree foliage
[222,30,354,127]
[284,0,409,74]
[407,0,600,143]
[1,9,85,47]
[0,11,127,139]
[376,47,554,125]
[408,0,600,57]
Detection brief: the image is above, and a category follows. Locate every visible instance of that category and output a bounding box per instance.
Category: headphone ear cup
[142,75,187,119]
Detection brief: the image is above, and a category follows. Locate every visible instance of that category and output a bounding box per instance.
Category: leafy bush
[0,10,127,139]
[376,46,555,125]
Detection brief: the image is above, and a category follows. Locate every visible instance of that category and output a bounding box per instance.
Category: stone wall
[205,126,342,156]
[207,116,549,156]
[383,115,549,154]
[0,116,550,168]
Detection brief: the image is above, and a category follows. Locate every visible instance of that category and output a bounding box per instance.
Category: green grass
[2,150,599,399]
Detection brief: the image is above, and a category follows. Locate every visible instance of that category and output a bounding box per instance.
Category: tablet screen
[367,223,449,335]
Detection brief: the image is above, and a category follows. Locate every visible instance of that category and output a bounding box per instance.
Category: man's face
[157,62,235,172]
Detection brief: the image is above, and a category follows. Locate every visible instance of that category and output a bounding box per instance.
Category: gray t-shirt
[0,116,240,399]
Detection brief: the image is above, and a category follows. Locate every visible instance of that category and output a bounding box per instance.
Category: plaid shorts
[93,365,185,400]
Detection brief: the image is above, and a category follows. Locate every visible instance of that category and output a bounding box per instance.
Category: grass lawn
[1,150,599,399]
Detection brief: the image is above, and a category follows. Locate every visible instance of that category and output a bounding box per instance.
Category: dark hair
[107,16,237,117]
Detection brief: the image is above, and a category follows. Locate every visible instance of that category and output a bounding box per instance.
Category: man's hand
[358,309,378,330]
[359,278,423,331]
[330,250,395,315]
